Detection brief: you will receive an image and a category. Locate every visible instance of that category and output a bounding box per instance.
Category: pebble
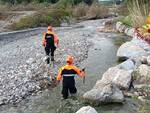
[0,26,90,105]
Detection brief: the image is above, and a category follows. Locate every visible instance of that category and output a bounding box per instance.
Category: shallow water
[0,19,139,113]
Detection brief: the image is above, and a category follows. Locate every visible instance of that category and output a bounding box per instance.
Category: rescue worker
[42,26,59,64]
[57,55,85,99]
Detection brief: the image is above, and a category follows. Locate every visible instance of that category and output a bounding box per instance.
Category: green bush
[119,16,132,27]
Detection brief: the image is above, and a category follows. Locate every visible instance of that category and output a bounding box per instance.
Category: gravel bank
[0,21,97,105]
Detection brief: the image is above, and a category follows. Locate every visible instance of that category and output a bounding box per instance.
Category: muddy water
[0,20,139,113]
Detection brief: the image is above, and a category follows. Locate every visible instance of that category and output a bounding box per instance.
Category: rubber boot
[51,56,54,61]
[46,56,50,64]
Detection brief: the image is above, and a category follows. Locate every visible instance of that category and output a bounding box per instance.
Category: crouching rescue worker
[57,55,85,99]
[42,26,59,64]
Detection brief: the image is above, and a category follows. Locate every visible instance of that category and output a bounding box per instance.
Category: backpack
[45,33,55,47]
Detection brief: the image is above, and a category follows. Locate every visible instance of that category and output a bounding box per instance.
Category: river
[0,19,139,113]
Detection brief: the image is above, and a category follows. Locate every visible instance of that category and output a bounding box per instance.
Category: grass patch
[118,16,132,27]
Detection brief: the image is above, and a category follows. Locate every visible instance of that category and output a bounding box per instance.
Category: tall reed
[127,0,149,27]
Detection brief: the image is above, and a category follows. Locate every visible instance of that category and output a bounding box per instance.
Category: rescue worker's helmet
[47,26,53,31]
[66,55,74,64]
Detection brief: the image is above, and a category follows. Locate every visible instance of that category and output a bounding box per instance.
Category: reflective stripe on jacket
[57,65,84,81]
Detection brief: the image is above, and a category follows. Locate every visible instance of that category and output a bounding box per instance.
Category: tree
[84,0,98,5]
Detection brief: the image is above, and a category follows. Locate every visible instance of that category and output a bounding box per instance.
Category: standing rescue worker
[57,55,85,99]
[42,26,59,64]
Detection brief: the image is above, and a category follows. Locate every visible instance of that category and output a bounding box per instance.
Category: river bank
[0,23,91,105]
[0,18,142,113]
[78,21,150,113]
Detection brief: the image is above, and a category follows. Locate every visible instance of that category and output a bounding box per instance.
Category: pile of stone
[80,21,150,111]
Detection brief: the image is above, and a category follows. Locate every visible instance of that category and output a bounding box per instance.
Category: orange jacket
[42,31,59,47]
[57,65,85,81]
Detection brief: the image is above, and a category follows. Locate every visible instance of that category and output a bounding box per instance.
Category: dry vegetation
[0,2,109,30]
[127,0,149,27]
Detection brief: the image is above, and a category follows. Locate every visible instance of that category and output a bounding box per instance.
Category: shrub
[119,16,132,27]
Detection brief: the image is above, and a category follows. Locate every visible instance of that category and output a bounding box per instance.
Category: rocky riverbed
[77,21,150,113]
[1,18,149,113]
[0,23,93,105]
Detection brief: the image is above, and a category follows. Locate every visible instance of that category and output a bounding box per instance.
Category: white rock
[140,56,147,64]
[101,67,131,89]
[76,106,97,113]
[147,56,150,65]
[131,37,150,51]
[117,41,147,60]
[26,58,35,65]
[133,64,150,83]
[117,59,135,71]
[138,64,150,77]
[138,96,146,102]
[124,28,135,37]
[116,22,126,33]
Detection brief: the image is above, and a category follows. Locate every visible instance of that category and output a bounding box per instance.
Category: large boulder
[131,38,150,51]
[76,106,97,113]
[83,80,124,104]
[117,41,147,61]
[101,67,131,89]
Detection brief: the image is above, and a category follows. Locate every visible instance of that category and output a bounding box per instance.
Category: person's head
[47,26,53,31]
[66,55,74,65]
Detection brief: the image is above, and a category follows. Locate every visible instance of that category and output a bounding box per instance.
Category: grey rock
[137,64,150,77]
[83,80,124,104]
[124,28,134,37]
[133,64,150,84]
[147,56,150,65]
[76,106,97,113]
[101,67,132,89]
[26,58,36,65]
[117,59,135,71]
[117,41,147,60]
[139,56,148,64]
[131,38,150,51]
